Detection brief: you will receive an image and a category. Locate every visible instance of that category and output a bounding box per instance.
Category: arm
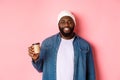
[32,42,46,72]
[86,45,96,80]
[32,55,44,72]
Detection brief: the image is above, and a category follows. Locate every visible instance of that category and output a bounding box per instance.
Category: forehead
[60,16,73,21]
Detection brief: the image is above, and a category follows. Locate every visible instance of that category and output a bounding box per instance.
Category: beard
[59,26,74,37]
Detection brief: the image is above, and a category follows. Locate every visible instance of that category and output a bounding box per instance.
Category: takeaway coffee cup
[32,43,40,54]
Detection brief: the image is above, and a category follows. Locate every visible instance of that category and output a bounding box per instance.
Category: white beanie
[57,10,76,25]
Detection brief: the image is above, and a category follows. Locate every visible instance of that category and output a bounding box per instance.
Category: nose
[64,22,69,27]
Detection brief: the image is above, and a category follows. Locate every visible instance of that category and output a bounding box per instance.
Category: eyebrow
[60,19,73,21]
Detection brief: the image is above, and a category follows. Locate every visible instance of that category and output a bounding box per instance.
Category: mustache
[61,26,72,30]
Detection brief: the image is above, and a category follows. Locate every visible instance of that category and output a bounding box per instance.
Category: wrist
[32,56,39,62]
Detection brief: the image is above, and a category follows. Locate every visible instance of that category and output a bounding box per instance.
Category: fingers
[28,46,33,53]
[28,45,39,60]
[28,46,34,57]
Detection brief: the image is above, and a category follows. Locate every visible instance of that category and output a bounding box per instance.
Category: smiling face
[58,16,75,39]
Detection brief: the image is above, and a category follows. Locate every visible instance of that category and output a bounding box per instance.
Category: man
[28,10,96,80]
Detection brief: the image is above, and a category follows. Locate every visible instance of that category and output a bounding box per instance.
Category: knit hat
[57,10,76,25]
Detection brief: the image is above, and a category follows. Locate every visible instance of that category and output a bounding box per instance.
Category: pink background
[0,0,120,80]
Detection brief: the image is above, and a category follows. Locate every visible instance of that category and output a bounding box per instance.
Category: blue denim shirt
[32,33,96,80]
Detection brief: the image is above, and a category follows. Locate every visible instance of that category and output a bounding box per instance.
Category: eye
[59,21,65,24]
[59,20,74,25]
[68,20,73,24]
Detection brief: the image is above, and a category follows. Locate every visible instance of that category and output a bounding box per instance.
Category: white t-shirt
[57,38,74,80]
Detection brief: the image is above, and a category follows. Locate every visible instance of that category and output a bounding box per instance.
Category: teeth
[64,28,69,30]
